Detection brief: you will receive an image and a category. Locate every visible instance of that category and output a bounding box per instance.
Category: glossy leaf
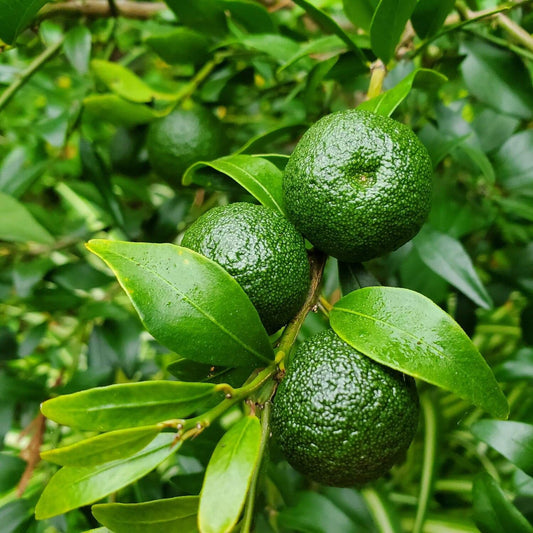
[83,95,162,126]
[471,420,533,476]
[35,434,179,520]
[278,36,346,73]
[330,287,509,419]
[145,28,210,66]
[86,240,273,367]
[411,0,455,39]
[0,192,54,244]
[0,500,32,533]
[64,26,91,74]
[41,381,222,431]
[41,425,162,466]
[358,68,446,116]
[413,226,493,309]
[342,0,379,32]
[0,0,47,44]
[163,0,227,36]
[370,0,418,64]
[93,496,199,533]
[199,416,262,533]
[183,155,284,215]
[460,39,533,120]
[224,0,275,34]
[91,60,178,103]
[473,473,533,533]
[0,147,46,198]
[238,34,300,64]
[292,0,367,62]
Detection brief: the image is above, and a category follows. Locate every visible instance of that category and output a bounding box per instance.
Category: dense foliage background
[0,0,533,532]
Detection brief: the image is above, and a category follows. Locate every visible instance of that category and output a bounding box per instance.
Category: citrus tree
[1,1,533,532]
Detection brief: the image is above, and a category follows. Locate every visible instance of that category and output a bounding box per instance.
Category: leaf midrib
[106,248,271,364]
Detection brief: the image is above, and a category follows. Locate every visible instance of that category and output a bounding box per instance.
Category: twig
[0,37,64,112]
[107,0,120,17]
[39,1,166,20]
[494,12,533,53]
[17,413,47,496]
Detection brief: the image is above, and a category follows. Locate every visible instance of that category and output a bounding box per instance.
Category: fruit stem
[174,55,224,106]
[275,250,327,369]
[367,60,386,100]
[241,401,272,533]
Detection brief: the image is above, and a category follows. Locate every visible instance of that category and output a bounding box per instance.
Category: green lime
[271,329,419,486]
[181,202,310,334]
[147,106,225,181]
[283,109,432,262]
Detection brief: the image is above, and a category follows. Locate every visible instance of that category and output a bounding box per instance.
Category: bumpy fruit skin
[271,329,419,487]
[181,203,310,334]
[283,109,432,262]
[147,106,224,181]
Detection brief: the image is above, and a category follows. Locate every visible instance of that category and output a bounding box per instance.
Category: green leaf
[278,36,346,73]
[342,0,379,32]
[278,491,362,533]
[0,0,47,44]
[370,0,418,64]
[163,0,227,37]
[0,453,26,492]
[473,473,533,533]
[199,416,262,533]
[235,124,307,155]
[460,39,533,120]
[86,240,274,367]
[224,0,276,34]
[183,155,284,215]
[412,226,493,309]
[41,425,162,466]
[471,420,533,476]
[35,434,179,520]
[0,192,54,244]
[358,68,446,116]
[41,381,222,431]
[64,26,92,74]
[411,0,455,39]
[91,60,179,103]
[0,147,46,198]
[0,500,32,533]
[83,94,163,126]
[93,496,199,533]
[455,144,495,183]
[292,0,367,63]
[338,262,380,296]
[80,139,127,234]
[330,287,509,419]
[238,34,300,64]
[145,28,210,66]
[492,130,533,196]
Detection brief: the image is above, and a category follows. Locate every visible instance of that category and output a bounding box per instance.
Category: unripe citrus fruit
[147,106,224,181]
[272,329,419,486]
[181,202,310,334]
[283,109,432,262]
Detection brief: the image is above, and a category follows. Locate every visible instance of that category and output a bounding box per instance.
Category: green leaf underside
[473,473,533,533]
[86,240,274,368]
[41,425,162,466]
[358,68,447,116]
[92,496,199,533]
[183,155,284,215]
[413,226,493,309]
[41,381,221,431]
[330,287,508,419]
[35,434,179,520]
[370,0,418,64]
[471,420,533,476]
[199,416,262,533]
